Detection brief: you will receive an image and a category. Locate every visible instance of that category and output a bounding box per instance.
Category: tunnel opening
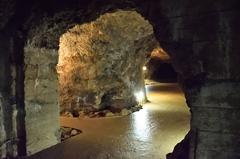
[144,46,178,83]
[55,10,190,158]
[23,9,190,158]
[1,1,239,159]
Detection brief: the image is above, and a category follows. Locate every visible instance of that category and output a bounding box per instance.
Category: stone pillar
[0,94,6,158]
[0,40,7,157]
[0,34,18,158]
[188,81,240,159]
[24,46,60,155]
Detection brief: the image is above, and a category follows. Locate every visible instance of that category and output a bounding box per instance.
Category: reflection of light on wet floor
[132,109,151,141]
[30,82,190,159]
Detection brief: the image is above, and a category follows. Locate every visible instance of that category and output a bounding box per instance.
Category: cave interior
[0,0,240,159]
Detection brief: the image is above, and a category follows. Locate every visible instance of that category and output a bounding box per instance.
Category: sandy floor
[28,82,190,159]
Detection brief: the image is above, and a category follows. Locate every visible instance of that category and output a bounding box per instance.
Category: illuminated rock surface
[57,11,157,113]
[0,1,239,158]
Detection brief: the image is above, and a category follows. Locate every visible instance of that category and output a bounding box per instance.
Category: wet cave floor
[28,82,190,159]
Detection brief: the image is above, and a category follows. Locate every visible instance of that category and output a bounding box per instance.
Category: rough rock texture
[0,33,19,158]
[0,0,240,158]
[0,36,7,158]
[0,94,6,158]
[62,106,142,118]
[58,11,157,113]
[184,81,240,159]
[60,127,82,142]
[149,46,170,62]
[24,46,60,155]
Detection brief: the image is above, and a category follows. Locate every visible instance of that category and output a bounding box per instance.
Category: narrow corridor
[28,82,190,159]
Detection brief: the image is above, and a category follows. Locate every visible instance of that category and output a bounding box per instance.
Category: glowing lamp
[142,66,147,71]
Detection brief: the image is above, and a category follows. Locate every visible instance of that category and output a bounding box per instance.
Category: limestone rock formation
[1,0,239,158]
[57,10,158,113]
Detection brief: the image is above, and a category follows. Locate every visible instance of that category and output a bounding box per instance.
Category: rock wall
[0,36,7,158]
[58,11,157,113]
[136,1,240,158]
[0,94,6,158]
[24,46,60,155]
[0,33,19,158]
[185,81,240,159]
[0,0,240,158]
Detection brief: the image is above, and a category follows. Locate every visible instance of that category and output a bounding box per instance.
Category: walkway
[28,82,190,159]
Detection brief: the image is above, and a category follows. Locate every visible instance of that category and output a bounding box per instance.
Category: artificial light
[142,66,147,71]
[134,91,144,105]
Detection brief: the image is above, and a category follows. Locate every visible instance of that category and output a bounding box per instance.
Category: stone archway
[1,2,197,158]
[1,1,239,159]
[23,9,171,155]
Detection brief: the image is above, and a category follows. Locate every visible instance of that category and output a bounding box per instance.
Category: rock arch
[0,1,239,159]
